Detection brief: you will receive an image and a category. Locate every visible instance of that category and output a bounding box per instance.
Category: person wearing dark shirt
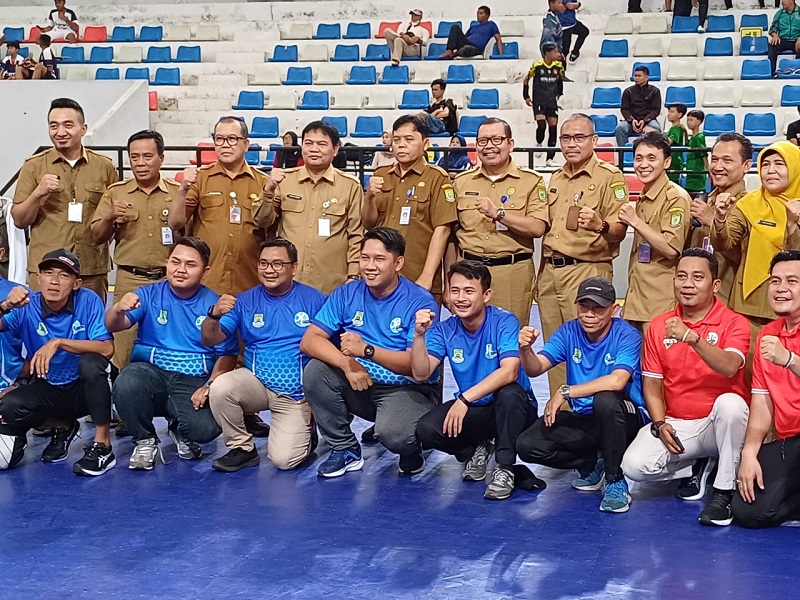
[540,0,564,56]
[523,44,564,166]
[788,107,800,145]
[418,79,458,135]
[273,131,304,169]
[440,5,503,59]
[1,41,24,80]
[615,65,662,148]
[436,134,472,177]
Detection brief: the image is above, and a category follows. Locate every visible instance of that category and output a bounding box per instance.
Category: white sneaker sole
[699,515,733,527]
[573,475,605,491]
[75,458,117,476]
[129,461,155,471]
[318,456,364,478]
[680,459,715,501]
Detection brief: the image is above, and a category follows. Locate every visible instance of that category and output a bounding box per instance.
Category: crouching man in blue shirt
[107,237,238,471]
[414,261,538,500]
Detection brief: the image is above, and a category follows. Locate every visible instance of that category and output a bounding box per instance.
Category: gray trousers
[303,359,437,456]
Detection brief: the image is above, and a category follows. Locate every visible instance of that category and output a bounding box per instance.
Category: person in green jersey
[666,103,688,183]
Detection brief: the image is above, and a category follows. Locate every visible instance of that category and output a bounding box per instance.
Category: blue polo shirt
[557,2,578,28]
[425,306,534,406]
[313,277,437,386]
[0,278,26,390]
[0,288,110,386]
[127,281,238,377]
[219,282,326,401]
[540,318,644,414]
[467,20,500,51]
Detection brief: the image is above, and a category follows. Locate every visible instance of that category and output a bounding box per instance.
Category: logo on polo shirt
[71,320,85,335]
[36,322,48,337]
[253,314,265,328]
[157,310,168,325]
[293,312,310,328]
[452,349,465,364]
[389,317,403,334]
[706,332,719,345]
[485,344,498,359]
[352,311,365,327]
[195,316,206,330]
[604,352,615,366]
[664,338,678,349]
[572,348,582,364]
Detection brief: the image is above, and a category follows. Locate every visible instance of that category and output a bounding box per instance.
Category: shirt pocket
[240,193,258,225]
[199,192,226,222]
[322,200,347,232]
[411,190,430,220]
[456,195,485,231]
[83,182,105,211]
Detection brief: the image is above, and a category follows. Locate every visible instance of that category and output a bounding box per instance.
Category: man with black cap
[515,277,645,514]
[0,249,116,475]
[384,9,430,65]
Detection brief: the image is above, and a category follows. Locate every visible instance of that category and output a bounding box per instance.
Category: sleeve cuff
[311,319,336,337]
[498,350,519,361]
[613,364,635,376]
[642,370,664,380]
[751,388,770,396]
[428,349,445,361]
[539,350,557,366]
[724,347,747,368]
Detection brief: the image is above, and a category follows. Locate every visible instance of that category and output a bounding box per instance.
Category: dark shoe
[398,448,425,476]
[514,464,547,491]
[72,442,116,476]
[244,414,270,438]
[676,457,714,500]
[32,426,55,437]
[0,432,26,470]
[361,425,377,444]
[569,50,580,62]
[699,489,733,526]
[212,447,260,473]
[562,74,574,83]
[318,446,364,478]
[41,421,79,463]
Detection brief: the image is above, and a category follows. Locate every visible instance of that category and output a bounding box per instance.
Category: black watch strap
[207,305,221,321]
[651,420,666,437]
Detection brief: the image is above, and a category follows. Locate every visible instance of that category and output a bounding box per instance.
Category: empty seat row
[600,36,773,58]
[589,112,777,137]
[58,45,201,64]
[596,58,800,82]
[274,63,483,85]
[285,20,525,40]
[603,13,769,35]
[269,41,518,62]
[88,66,181,85]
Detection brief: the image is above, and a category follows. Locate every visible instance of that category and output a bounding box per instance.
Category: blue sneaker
[317,446,364,478]
[572,458,605,491]
[600,478,631,513]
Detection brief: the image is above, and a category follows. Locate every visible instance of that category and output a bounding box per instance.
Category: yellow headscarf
[737,140,800,299]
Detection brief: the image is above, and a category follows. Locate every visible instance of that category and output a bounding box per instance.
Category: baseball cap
[38,248,81,276]
[410,9,423,16]
[575,277,616,307]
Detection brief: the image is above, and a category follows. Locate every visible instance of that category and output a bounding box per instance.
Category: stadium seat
[446,64,474,84]
[436,21,461,38]
[263,90,297,110]
[740,14,769,31]
[783,111,799,135]
[781,85,800,106]
[322,116,348,137]
[633,38,663,57]
[477,63,508,83]
[250,65,282,85]
[595,143,615,163]
[469,89,499,109]
[744,113,777,136]
[331,44,360,62]
[426,43,447,59]
[605,17,633,35]
[364,89,396,109]
[591,114,618,137]
[419,22,434,39]
[599,40,628,58]
[631,62,661,81]
[664,86,696,108]
[331,90,364,109]
[2,26,23,42]
[153,67,180,86]
[375,22,402,39]
[125,67,150,80]
[740,36,769,56]
[490,41,517,60]
[363,44,390,61]
[702,85,736,107]
[458,115,488,137]
[706,15,735,33]
[270,45,299,62]
[195,25,220,41]
[704,113,736,136]
[398,89,430,109]
[164,25,191,41]
[316,64,345,85]
[115,46,143,63]
[667,60,698,80]
[233,90,265,110]
[144,46,171,63]
[351,116,384,137]
[284,66,313,85]
[314,24,341,40]
[245,146,262,166]
[250,117,280,138]
[60,47,85,64]
[189,143,216,166]
[138,26,163,42]
[672,16,699,33]
[64,66,89,80]
[595,62,626,82]
[298,90,330,110]
[668,37,698,57]
[741,59,772,80]
[300,45,329,62]
[639,16,669,34]
[81,26,107,43]
[282,24,313,40]
[347,66,377,84]
[175,46,201,63]
[778,58,800,78]
[626,174,645,197]
[261,150,276,167]
[94,67,120,80]
[109,26,135,42]
[412,64,443,83]
[381,65,409,84]
[591,87,622,109]
[18,47,29,59]
[704,59,735,80]
[704,37,734,57]
[741,85,774,107]
[87,46,114,64]
[24,26,42,43]
[149,91,158,110]
[343,23,371,39]
[622,144,634,169]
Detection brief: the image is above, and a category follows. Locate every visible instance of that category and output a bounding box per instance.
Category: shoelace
[708,492,731,511]
[83,442,106,459]
[132,441,163,464]
[490,468,514,488]
[605,481,627,499]
[468,446,490,468]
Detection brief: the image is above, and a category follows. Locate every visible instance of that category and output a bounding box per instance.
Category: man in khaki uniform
[539,113,630,394]
[253,120,363,295]
[12,97,117,301]
[362,114,456,302]
[621,132,692,334]
[453,118,548,326]
[91,130,180,369]
[170,116,269,296]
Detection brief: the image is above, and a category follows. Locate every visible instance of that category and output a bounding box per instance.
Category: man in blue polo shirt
[0,249,115,475]
[0,246,25,396]
[107,237,238,471]
[558,1,590,64]
[301,227,439,478]
[414,261,537,500]
[516,277,645,513]
[203,238,326,473]
[440,5,504,59]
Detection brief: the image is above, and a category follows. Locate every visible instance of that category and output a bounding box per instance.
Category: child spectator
[666,103,688,183]
[685,110,709,197]
[523,43,564,168]
[1,41,24,80]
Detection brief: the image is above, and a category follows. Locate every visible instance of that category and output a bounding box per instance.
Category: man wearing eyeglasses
[202,238,326,472]
[452,118,548,328]
[538,113,629,396]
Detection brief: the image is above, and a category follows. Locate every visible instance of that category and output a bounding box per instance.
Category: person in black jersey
[522,43,564,168]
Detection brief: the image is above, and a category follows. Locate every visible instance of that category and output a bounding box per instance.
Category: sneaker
[317,446,364,478]
[0,432,26,470]
[569,50,580,62]
[484,466,515,500]
[696,26,705,33]
[535,142,543,158]
[168,427,202,460]
[572,458,605,491]
[212,447,260,473]
[562,74,573,83]
[698,489,734,527]
[32,426,55,437]
[361,425,377,444]
[676,457,714,500]
[129,438,161,470]
[41,421,80,463]
[462,440,493,481]
[545,158,558,168]
[72,442,116,476]
[244,414,270,438]
[600,478,631,513]
[398,448,425,476]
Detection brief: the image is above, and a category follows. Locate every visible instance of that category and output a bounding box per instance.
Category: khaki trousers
[29,272,108,304]
[487,260,535,328]
[112,269,165,370]
[384,30,421,62]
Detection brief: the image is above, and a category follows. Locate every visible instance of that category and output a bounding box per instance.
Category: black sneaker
[244,414,270,438]
[699,489,733,526]
[212,447,260,473]
[361,425,377,444]
[72,442,116,476]
[41,421,79,463]
[32,426,55,437]
[676,457,714,500]
[398,448,425,476]
[569,50,580,62]
[0,431,26,470]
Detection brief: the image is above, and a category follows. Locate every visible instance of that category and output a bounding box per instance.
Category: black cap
[38,248,81,276]
[575,277,616,307]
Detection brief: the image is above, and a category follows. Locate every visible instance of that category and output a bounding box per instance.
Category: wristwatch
[206,305,221,321]
[558,384,571,400]
[650,420,666,438]
[495,207,506,221]
[364,344,375,358]
[599,220,610,235]
[347,275,360,280]
[457,393,470,406]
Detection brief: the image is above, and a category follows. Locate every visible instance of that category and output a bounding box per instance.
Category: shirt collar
[641,173,670,202]
[391,157,427,177]
[676,297,725,327]
[207,160,256,180]
[40,292,75,318]
[561,155,599,179]
[49,146,89,166]
[711,180,746,199]
[477,160,522,181]
[297,165,336,184]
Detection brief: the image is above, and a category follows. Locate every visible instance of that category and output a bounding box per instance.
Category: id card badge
[229,205,241,224]
[318,218,331,237]
[638,242,651,264]
[399,205,412,225]
[161,227,174,246]
[495,221,509,232]
[67,202,83,223]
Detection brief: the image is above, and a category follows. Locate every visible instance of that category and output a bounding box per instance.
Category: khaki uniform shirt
[185,161,268,295]
[625,174,692,322]
[543,155,628,261]
[14,147,117,276]
[253,165,364,295]
[453,161,548,255]
[92,177,181,270]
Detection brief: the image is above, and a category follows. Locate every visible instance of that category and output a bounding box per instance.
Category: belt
[544,255,585,268]
[461,251,532,267]
[118,265,167,280]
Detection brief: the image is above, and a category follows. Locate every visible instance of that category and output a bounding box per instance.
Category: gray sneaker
[168,428,202,460]
[462,440,493,481]
[484,466,515,501]
[129,438,161,471]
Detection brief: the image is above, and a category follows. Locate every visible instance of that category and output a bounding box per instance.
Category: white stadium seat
[165,25,192,41]
[498,20,525,37]
[331,90,364,110]
[639,16,670,34]
[263,90,297,110]
[315,64,345,85]
[702,85,736,107]
[595,62,626,82]
[64,66,89,80]
[114,45,143,63]
[668,38,698,57]
[605,17,633,35]
[364,89,396,110]
[703,60,735,81]
[477,63,508,83]
[741,84,774,107]
[299,45,329,62]
[633,38,663,57]
[249,64,282,85]
[194,24,220,41]
[281,23,313,40]
[411,64,443,83]
[666,60,698,81]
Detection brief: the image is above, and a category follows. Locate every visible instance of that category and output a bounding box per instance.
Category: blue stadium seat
[60,47,85,64]
[19,47,29,59]
[381,65,409,84]
[343,23,371,39]
[599,39,628,58]
[2,27,23,42]
[704,37,733,57]
[153,67,180,86]
[270,45,299,62]
[665,86,697,107]
[125,67,150,80]
[672,16,699,33]
[138,26,163,42]
[781,85,800,106]
[632,61,661,81]
[591,87,622,109]
[331,44,360,62]
[232,90,265,110]
[706,15,735,33]
[322,116,348,137]
[591,114,618,137]
[299,90,330,110]
[740,36,769,56]
[261,150,276,166]
[351,116,384,138]
[250,117,280,138]
[95,67,120,80]
[458,115,488,137]
[144,46,171,63]
[741,59,772,79]
[436,21,461,38]
[87,46,114,64]
[314,24,341,40]
[109,26,135,42]
[744,113,777,136]
[363,44,390,61]
[284,66,313,85]
[175,46,201,63]
[622,144,634,169]
[492,41,518,60]
[427,43,447,59]
[469,89,499,109]
[245,145,261,166]
[398,89,430,109]
[446,64,474,83]
[778,58,800,78]
[704,113,736,135]
[347,66,377,84]
[740,14,769,31]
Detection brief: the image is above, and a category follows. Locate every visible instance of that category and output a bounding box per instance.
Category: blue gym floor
[0,308,797,599]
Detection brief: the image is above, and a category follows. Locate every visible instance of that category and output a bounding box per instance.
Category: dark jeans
[674,0,708,27]
[627,0,642,12]
[445,24,481,57]
[0,353,112,436]
[561,21,589,59]
[732,433,800,528]
[416,383,537,466]
[113,361,221,444]
[303,358,437,456]
[769,40,800,75]
[516,391,642,482]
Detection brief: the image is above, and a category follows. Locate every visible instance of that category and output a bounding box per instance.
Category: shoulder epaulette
[429,164,450,178]
[283,166,301,174]
[518,166,543,177]
[24,149,51,162]
[197,163,215,172]
[596,160,623,174]
[85,149,113,163]
[335,169,361,184]
[453,167,479,179]
[106,180,128,189]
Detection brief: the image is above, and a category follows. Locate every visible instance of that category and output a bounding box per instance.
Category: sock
[536,120,546,144]
[547,125,558,159]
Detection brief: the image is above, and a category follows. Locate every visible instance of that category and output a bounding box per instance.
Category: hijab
[276,131,302,168]
[438,134,472,172]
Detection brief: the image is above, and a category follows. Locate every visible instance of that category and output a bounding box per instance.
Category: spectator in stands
[673,0,709,33]
[40,0,79,43]
[436,134,472,177]
[384,9,430,66]
[1,41,24,80]
[761,0,783,8]
[559,1,589,63]
[516,277,645,514]
[540,0,564,57]
[418,79,458,136]
[440,5,503,59]
[273,131,303,169]
[665,103,688,184]
[623,248,751,527]
[768,0,800,77]
[523,43,564,168]
[615,66,662,148]
[621,132,692,335]
[17,34,58,80]
[684,110,709,198]
[372,131,397,169]
[787,107,800,145]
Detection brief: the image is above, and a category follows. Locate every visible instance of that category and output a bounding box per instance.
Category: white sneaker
[129,438,161,471]
[545,158,557,168]
[535,143,543,158]
[697,26,705,33]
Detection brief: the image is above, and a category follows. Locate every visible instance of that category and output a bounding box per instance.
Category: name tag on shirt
[67,202,83,223]
[229,205,241,224]
[757,219,777,227]
[638,242,651,264]
[161,227,174,245]
[399,206,411,225]
[318,218,331,237]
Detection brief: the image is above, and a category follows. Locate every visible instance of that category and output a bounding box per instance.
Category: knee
[208,371,237,406]
[712,393,748,423]
[494,384,527,409]
[415,411,440,446]
[113,363,149,396]
[79,353,110,380]
[0,391,26,424]
[375,420,414,454]
[515,424,544,461]
[620,442,655,482]
[268,446,307,471]
[592,391,620,418]
[732,496,781,529]
[186,416,221,445]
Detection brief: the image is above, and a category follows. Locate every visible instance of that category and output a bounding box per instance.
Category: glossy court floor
[0,308,797,599]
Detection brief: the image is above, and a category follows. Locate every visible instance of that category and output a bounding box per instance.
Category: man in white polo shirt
[384,9,430,66]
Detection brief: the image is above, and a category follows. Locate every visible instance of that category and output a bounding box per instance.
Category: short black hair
[49,98,85,123]
[214,115,248,138]
[448,260,491,292]
[680,247,719,280]
[478,5,491,15]
[362,227,406,257]
[771,250,800,273]
[393,114,429,139]
[478,117,512,138]
[38,33,52,46]
[6,41,19,50]
[431,78,446,90]
[260,237,298,263]
[171,236,211,267]
[634,65,649,76]
[669,103,688,117]
[687,109,705,123]
[127,130,165,155]
[633,131,672,159]
[714,132,753,163]
[301,120,340,147]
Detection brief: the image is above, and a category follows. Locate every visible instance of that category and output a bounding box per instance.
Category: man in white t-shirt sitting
[384,9,430,66]
[41,0,79,43]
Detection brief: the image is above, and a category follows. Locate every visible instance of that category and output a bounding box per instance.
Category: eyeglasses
[559,134,593,144]
[258,260,293,271]
[213,135,246,147]
[475,136,509,148]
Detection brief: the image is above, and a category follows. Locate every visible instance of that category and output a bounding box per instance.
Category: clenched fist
[518,326,540,347]
[618,203,638,227]
[34,174,60,199]
[1,287,30,312]
[415,309,436,336]
[212,294,236,317]
[117,292,140,312]
[266,168,285,193]
[714,193,735,222]
[760,335,792,367]
[367,176,384,199]
[180,167,198,191]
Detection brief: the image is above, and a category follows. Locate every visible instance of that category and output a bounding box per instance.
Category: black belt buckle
[143,269,165,280]
[551,256,567,268]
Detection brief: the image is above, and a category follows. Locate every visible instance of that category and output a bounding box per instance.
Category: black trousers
[561,21,589,59]
[416,383,537,466]
[445,24,480,57]
[769,40,800,75]
[732,433,800,528]
[516,391,642,482]
[673,0,708,27]
[0,353,112,436]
